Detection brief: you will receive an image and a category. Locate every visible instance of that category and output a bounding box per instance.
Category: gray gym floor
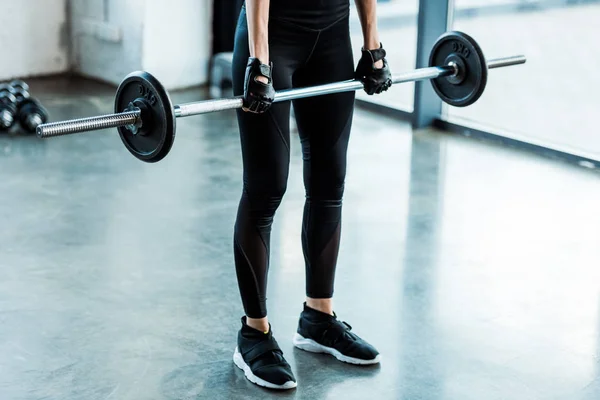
[1,77,599,400]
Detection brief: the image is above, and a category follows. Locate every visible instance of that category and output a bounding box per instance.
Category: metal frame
[358,0,599,167]
[412,0,452,128]
[433,118,600,169]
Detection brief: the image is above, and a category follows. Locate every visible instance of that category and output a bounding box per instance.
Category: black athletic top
[255,0,351,29]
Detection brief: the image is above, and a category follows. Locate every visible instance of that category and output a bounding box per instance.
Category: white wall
[70,0,145,86]
[70,0,213,90]
[0,0,69,80]
[143,1,213,89]
[0,0,213,89]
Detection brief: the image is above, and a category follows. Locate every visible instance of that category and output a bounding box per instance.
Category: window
[447,1,600,158]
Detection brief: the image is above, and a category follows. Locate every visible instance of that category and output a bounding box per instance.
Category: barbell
[37,31,526,163]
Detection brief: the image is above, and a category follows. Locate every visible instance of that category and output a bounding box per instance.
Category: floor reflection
[397,135,446,399]
[2,77,600,399]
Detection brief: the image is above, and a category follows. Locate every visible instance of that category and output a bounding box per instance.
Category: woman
[231,0,392,389]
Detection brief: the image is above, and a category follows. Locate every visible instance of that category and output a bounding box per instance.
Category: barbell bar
[176,54,525,117]
[36,31,526,163]
[37,55,525,134]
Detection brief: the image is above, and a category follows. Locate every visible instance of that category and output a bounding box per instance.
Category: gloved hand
[355,44,392,95]
[242,57,275,113]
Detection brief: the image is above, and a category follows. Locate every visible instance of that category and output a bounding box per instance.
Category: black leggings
[232,1,355,319]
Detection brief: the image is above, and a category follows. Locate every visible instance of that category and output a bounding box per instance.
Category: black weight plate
[429,31,488,107]
[115,71,175,163]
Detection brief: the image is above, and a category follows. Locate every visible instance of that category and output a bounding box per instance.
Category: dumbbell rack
[0,79,49,134]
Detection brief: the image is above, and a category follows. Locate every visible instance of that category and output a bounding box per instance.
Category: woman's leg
[290,15,381,365]
[291,18,356,312]
[231,8,324,390]
[232,15,296,331]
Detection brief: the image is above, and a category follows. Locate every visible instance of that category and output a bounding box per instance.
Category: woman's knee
[244,176,289,214]
[306,168,346,201]
[308,184,345,204]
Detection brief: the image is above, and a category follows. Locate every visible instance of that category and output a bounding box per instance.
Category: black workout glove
[243,57,275,114]
[355,44,392,95]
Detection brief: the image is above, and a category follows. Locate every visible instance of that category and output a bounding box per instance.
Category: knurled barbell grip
[36,110,140,138]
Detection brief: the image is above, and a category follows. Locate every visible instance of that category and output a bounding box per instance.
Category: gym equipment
[0,81,47,133]
[37,31,526,163]
[17,98,49,133]
[0,83,17,96]
[429,31,487,107]
[0,91,18,131]
[12,87,30,105]
[9,84,47,133]
[113,71,175,162]
[9,79,29,93]
[0,79,47,133]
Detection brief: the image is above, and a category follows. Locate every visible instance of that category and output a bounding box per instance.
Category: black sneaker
[233,317,297,390]
[293,303,381,365]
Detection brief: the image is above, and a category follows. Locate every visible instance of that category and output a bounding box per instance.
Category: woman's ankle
[306,297,334,316]
[246,316,270,333]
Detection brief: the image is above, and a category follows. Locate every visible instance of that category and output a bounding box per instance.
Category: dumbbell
[9,79,29,93]
[0,84,18,132]
[17,98,49,133]
[12,87,30,105]
[5,81,48,134]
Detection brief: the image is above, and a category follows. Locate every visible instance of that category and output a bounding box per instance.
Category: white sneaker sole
[292,333,381,365]
[233,347,297,390]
